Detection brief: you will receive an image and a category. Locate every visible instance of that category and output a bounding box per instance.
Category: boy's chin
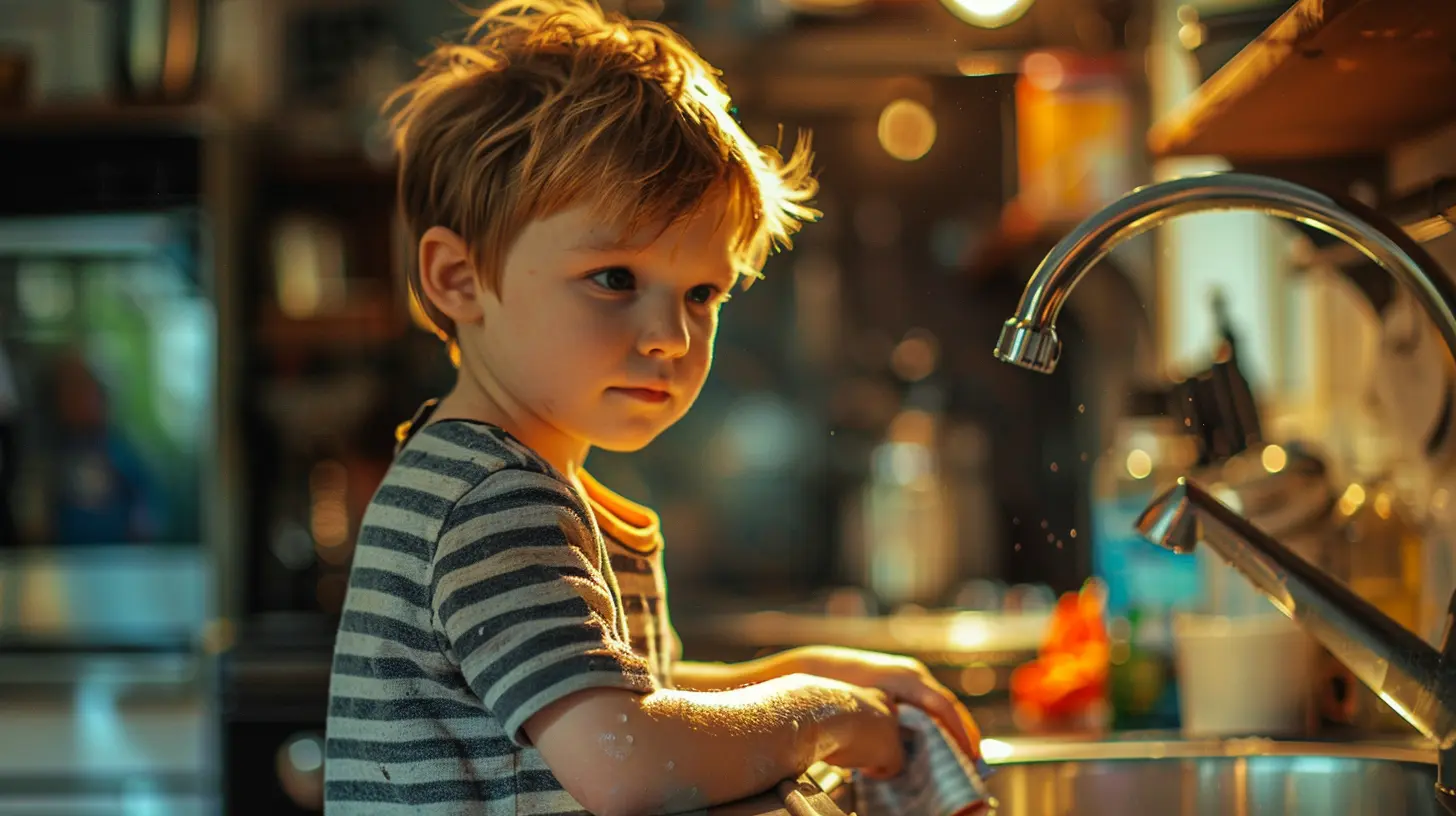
[587,422,672,454]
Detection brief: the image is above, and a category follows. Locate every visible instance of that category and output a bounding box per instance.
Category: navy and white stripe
[325,419,664,814]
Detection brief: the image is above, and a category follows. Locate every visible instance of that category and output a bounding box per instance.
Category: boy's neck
[431,374,590,484]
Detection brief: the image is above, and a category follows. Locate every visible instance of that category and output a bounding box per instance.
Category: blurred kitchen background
[0,0,1454,812]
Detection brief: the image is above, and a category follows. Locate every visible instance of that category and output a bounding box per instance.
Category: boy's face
[463,193,739,452]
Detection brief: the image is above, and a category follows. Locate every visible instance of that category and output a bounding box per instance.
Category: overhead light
[940,0,1036,29]
[878,98,937,162]
[955,51,1021,76]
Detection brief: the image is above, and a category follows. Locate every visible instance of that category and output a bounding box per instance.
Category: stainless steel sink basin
[982,736,1438,816]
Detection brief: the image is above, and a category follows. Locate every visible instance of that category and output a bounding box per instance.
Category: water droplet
[1080,452,1088,462]
[599,732,634,760]
[618,713,628,723]
[666,760,675,771]
[1047,533,1055,543]
[1014,543,1022,551]
[625,734,635,744]
[1056,539,1064,549]
[1077,404,1086,413]
[1069,529,1078,539]
[1050,462,1059,472]
[1040,520,1049,529]
[1184,417,1192,427]
[1012,516,1020,525]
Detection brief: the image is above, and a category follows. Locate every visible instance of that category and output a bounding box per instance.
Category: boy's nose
[636,302,690,359]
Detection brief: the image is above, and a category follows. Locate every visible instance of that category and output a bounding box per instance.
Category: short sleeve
[431,466,656,746]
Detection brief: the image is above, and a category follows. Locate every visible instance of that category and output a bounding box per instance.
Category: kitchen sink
[982,736,1439,816]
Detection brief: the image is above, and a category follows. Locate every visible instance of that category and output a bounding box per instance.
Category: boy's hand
[789,674,904,780]
[785,646,983,760]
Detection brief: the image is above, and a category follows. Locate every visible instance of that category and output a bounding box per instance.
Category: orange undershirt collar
[578,470,662,554]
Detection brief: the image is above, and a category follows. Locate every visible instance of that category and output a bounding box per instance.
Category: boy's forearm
[670,650,802,691]
[539,674,855,816]
[634,679,828,812]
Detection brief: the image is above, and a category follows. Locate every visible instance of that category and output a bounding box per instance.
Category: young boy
[325,2,980,813]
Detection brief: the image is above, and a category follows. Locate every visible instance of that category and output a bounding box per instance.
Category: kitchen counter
[680,609,1050,659]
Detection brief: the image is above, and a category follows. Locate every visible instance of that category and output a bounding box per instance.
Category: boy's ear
[418,226,485,329]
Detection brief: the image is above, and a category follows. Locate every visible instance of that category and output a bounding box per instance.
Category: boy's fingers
[916,686,982,760]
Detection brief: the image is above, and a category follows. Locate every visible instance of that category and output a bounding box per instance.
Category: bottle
[856,408,956,609]
[1092,386,1201,729]
[1341,480,1422,633]
[1091,387,1202,618]
[1108,607,1174,731]
[1325,478,1426,734]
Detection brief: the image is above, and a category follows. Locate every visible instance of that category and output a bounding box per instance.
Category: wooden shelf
[0,102,221,134]
[255,298,407,350]
[1149,0,1456,160]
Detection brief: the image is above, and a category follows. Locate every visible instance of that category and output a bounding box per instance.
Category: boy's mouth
[609,386,671,404]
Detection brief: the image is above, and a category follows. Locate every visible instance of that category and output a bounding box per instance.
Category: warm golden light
[979,738,1014,761]
[940,0,1036,28]
[1125,449,1152,480]
[1021,51,1065,91]
[408,289,437,334]
[959,664,997,696]
[1338,483,1368,516]
[878,99,937,162]
[1177,22,1206,49]
[890,331,938,381]
[310,461,352,559]
[1373,492,1392,520]
[956,55,1013,77]
[947,613,990,650]
[1261,444,1288,474]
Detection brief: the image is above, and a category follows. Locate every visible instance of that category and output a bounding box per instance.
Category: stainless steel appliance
[0,109,241,814]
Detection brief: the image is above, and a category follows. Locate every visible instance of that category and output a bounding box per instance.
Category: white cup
[1173,612,1316,738]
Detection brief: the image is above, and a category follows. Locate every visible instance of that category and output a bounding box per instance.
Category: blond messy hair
[385,0,820,343]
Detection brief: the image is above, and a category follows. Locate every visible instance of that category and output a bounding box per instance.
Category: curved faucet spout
[993,172,1456,374]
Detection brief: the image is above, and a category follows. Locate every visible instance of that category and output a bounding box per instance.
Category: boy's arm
[675,647,982,761]
[670,654,797,691]
[524,674,900,816]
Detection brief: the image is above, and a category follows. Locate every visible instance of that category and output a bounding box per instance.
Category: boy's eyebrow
[575,234,633,251]
[573,231,659,254]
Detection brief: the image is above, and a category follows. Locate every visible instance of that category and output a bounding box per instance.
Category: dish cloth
[853,705,997,816]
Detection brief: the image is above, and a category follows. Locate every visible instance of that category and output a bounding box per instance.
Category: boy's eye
[687,284,721,305]
[590,267,636,291]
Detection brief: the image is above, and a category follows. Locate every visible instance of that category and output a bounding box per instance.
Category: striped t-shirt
[325,412,679,814]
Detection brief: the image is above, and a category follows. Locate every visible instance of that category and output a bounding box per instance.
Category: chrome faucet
[992,172,1456,812]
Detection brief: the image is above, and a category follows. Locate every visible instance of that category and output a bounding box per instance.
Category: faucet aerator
[994,319,1060,373]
